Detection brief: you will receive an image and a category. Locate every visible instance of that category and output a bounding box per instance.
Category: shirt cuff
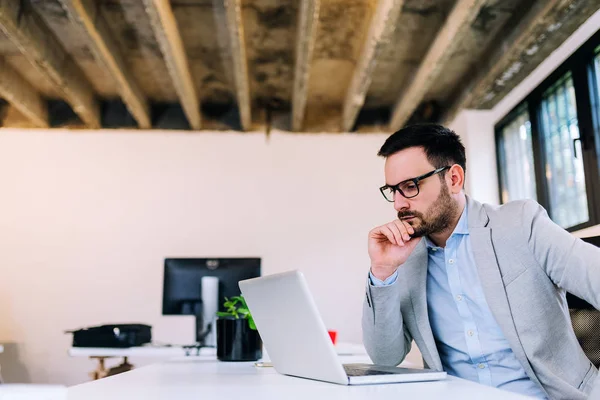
[369,270,398,286]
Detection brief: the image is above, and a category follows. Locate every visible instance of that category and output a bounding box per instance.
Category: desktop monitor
[162,258,261,345]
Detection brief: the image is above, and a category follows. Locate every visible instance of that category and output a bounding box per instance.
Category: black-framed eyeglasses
[379,166,450,202]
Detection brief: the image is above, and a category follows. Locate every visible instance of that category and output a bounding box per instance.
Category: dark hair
[378,123,466,175]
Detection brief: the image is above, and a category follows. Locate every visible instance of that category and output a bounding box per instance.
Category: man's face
[384,147,459,237]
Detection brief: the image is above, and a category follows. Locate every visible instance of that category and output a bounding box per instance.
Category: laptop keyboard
[343,365,396,376]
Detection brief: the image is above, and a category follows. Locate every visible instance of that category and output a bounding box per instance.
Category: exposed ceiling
[0,0,598,132]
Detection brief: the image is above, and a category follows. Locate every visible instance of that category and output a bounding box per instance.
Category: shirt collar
[424,206,469,249]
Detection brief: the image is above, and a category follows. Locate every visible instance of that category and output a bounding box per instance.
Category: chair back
[567,235,600,368]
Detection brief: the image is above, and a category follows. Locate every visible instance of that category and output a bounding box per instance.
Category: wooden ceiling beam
[442,0,600,124]
[59,0,151,129]
[0,0,100,128]
[142,0,201,130]
[389,0,487,131]
[291,0,320,132]
[0,57,48,127]
[341,0,403,132]
[222,0,251,131]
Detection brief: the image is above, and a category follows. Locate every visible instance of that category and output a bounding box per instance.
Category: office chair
[567,235,600,368]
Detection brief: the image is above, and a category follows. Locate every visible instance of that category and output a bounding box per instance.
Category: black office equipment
[567,235,600,367]
[579,234,600,247]
[69,324,152,348]
[162,258,261,344]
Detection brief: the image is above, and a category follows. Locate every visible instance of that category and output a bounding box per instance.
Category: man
[362,124,600,399]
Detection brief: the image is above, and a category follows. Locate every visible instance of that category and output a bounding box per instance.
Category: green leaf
[221,295,252,322]
[238,296,249,308]
[248,316,257,330]
[236,307,249,314]
[216,311,233,318]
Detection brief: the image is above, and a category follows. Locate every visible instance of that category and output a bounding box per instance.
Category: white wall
[449,110,497,205]
[451,8,600,236]
[0,128,426,386]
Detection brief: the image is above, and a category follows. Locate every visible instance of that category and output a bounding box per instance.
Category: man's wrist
[369,268,399,286]
[370,266,398,281]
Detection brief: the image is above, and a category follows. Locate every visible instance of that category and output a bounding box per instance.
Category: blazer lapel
[467,198,542,386]
[404,240,443,370]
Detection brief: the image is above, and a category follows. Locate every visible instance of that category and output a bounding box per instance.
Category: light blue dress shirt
[370,207,546,399]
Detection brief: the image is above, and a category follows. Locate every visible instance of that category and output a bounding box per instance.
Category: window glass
[539,72,589,228]
[498,106,537,203]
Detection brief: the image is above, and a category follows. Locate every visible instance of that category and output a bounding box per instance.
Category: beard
[397,184,459,238]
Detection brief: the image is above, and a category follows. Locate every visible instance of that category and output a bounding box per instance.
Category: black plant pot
[216,317,262,362]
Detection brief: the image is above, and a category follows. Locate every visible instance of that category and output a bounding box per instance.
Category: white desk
[68,342,366,358]
[68,344,216,380]
[68,344,217,358]
[68,354,532,400]
[0,385,67,400]
[68,343,369,380]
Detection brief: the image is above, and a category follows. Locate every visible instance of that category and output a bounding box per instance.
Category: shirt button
[456,295,463,301]
[448,259,455,264]
[478,363,486,369]
[467,330,474,336]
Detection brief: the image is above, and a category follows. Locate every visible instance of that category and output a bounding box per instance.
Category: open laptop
[239,270,447,385]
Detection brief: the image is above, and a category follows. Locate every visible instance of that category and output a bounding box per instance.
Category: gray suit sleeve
[525,200,600,309]
[362,275,412,366]
[525,201,600,396]
[589,375,600,400]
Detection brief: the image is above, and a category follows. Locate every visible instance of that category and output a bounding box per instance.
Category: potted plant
[215,296,262,361]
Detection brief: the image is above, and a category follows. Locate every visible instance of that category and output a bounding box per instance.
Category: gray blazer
[362,196,600,399]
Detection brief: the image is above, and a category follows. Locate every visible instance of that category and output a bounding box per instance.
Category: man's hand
[368,219,422,281]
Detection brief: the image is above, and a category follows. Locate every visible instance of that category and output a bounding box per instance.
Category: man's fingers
[372,226,401,246]
[393,219,412,242]
[381,226,402,246]
[402,219,415,235]
[387,222,405,245]
[398,218,415,237]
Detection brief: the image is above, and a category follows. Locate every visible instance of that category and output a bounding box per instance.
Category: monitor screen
[162,258,261,315]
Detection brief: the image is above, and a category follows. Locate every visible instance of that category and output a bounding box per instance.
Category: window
[593,47,600,169]
[496,30,600,231]
[595,47,600,97]
[497,106,537,203]
[539,72,588,228]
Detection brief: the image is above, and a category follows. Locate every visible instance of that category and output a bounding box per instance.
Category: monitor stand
[180,300,215,348]
[195,313,213,346]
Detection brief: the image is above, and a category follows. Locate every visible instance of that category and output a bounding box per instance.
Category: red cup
[328,330,337,345]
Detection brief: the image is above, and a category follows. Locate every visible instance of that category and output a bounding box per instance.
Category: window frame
[495,29,600,232]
